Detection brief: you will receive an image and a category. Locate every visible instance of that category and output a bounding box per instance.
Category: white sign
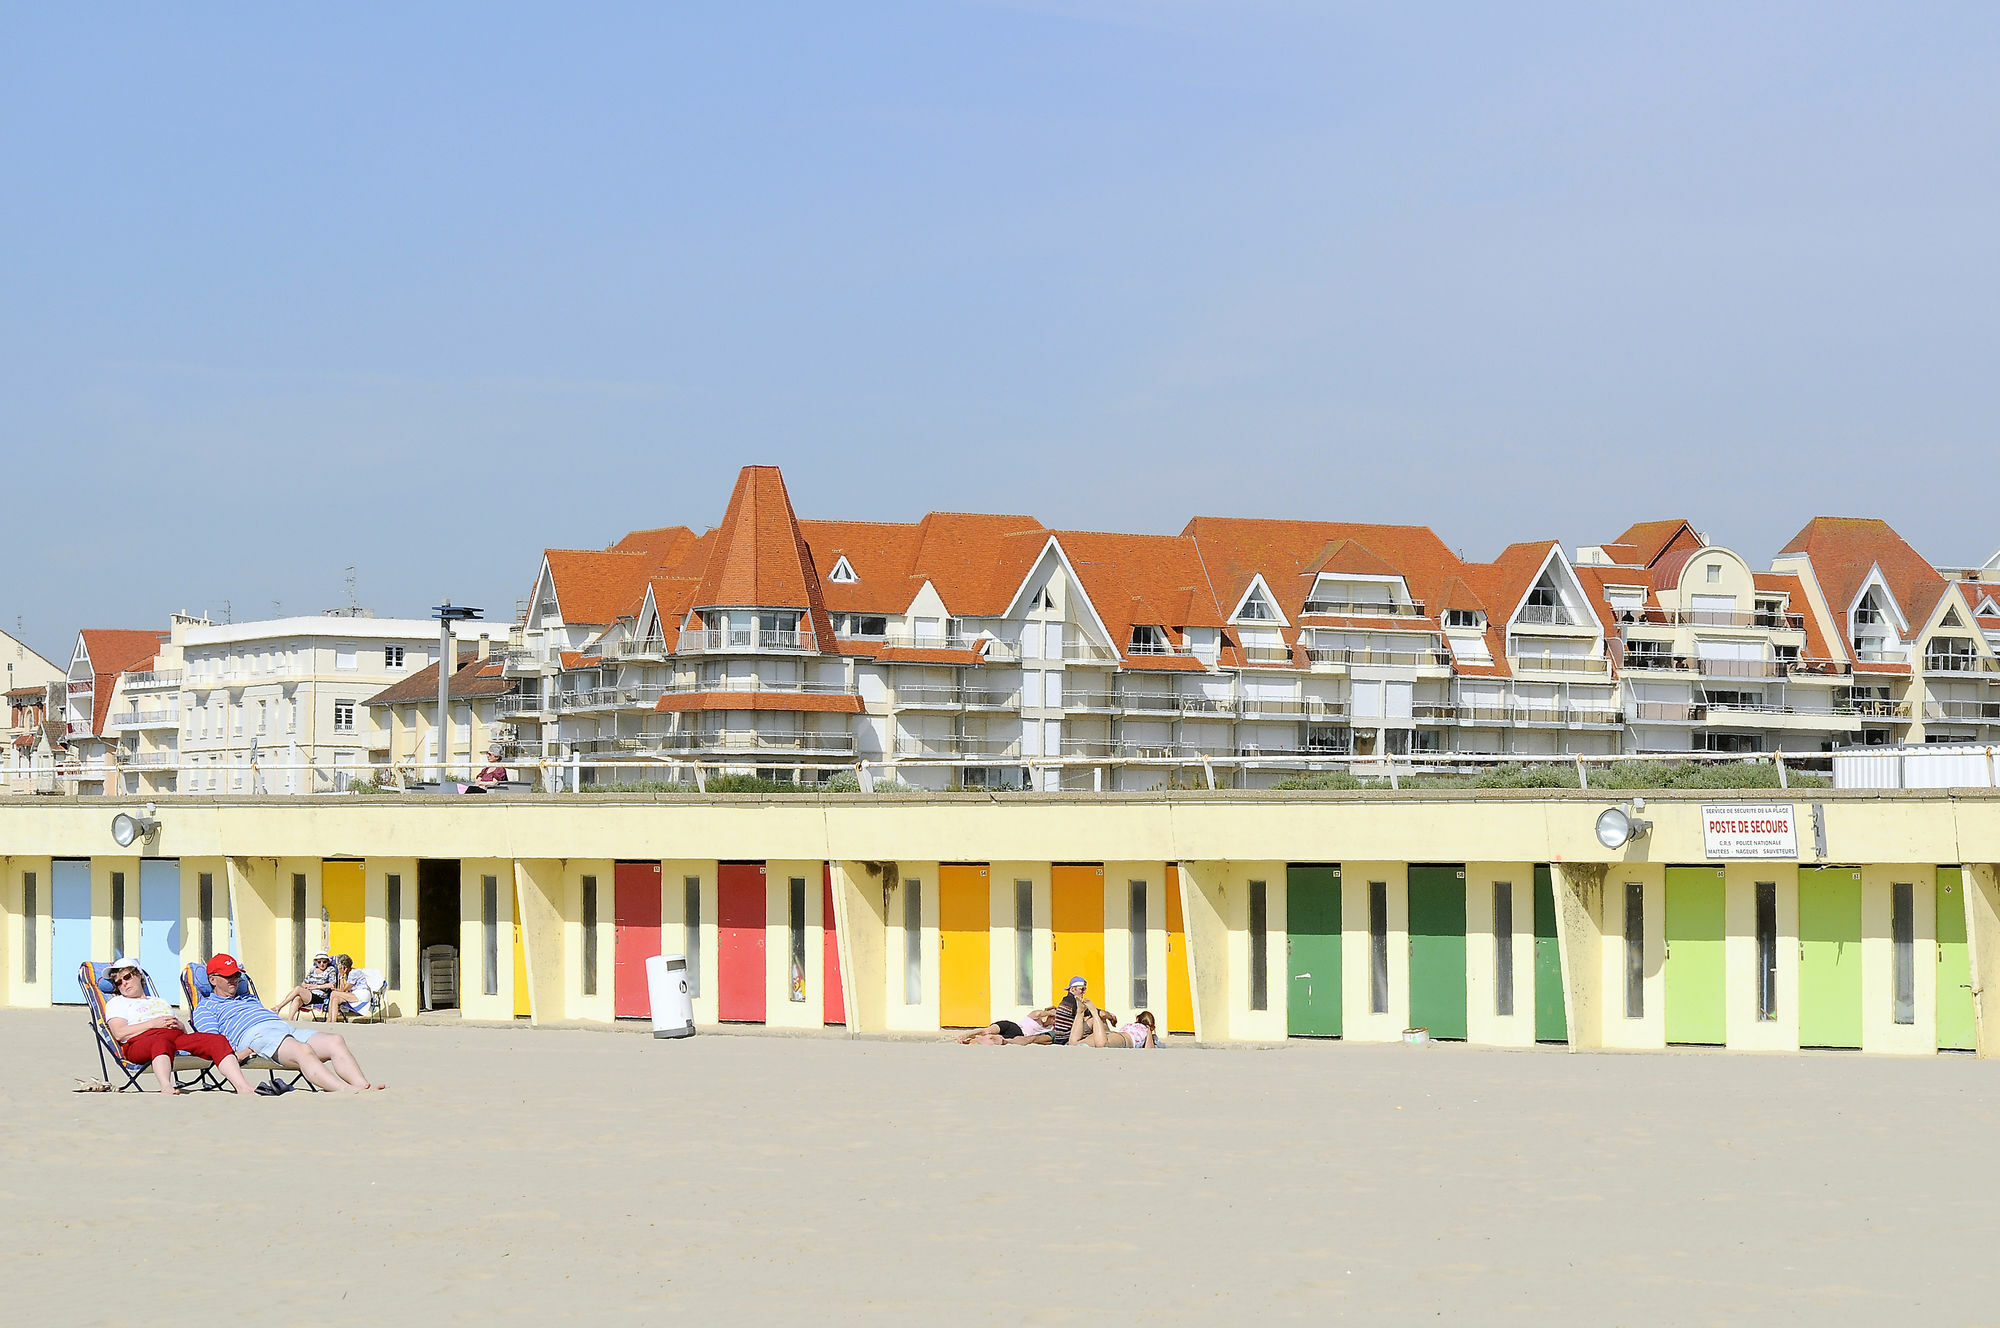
[1701,803,1798,860]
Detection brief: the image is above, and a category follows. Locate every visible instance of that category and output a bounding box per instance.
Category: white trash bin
[645,954,695,1039]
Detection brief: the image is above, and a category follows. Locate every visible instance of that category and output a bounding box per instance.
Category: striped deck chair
[78,961,222,1093]
[180,963,316,1092]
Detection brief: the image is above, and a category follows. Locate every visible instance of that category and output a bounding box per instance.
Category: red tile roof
[365,651,516,706]
[690,466,836,649]
[77,629,164,736]
[543,549,658,626]
[1608,520,1703,569]
[1778,517,1948,631]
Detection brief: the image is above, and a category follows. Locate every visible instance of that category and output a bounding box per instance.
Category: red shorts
[121,1029,237,1068]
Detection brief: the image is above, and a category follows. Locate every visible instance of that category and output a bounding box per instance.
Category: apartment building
[366,647,517,781]
[51,629,165,794]
[2,628,64,792]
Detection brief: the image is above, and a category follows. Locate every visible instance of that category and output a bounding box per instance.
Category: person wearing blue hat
[1045,976,1090,1046]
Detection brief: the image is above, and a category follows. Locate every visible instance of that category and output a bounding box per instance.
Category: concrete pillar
[514,859,566,1025]
[831,860,886,1036]
[1963,863,2000,1059]
[1175,861,1231,1043]
[1551,862,1606,1051]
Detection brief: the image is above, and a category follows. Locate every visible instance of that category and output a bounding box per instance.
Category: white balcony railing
[111,709,179,729]
[120,670,183,691]
[679,627,819,655]
[1300,598,1426,618]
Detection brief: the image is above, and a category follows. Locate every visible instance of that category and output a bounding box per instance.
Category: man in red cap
[190,954,385,1092]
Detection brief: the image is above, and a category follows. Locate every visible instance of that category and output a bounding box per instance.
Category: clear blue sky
[4,4,1995,661]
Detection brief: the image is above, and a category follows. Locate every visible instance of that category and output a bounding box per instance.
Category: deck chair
[422,944,457,1012]
[78,961,221,1093]
[333,967,387,1023]
[180,963,317,1092]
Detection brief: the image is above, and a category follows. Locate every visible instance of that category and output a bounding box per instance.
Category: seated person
[1045,977,1090,1045]
[191,954,385,1092]
[323,954,375,1024]
[101,957,258,1097]
[466,750,509,793]
[274,951,337,1021]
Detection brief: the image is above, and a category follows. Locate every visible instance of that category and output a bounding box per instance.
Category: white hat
[313,950,331,961]
[106,956,144,977]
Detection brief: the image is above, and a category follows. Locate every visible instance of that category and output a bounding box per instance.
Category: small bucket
[1402,1026,1430,1044]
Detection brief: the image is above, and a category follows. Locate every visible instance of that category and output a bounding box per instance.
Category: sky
[3,3,1996,662]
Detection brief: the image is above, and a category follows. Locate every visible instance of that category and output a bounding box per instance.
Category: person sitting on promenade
[101,957,259,1097]
[191,954,385,1092]
[323,954,374,1023]
[1046,978,1090,1045]
[274,951,337,1022]
[466,749,509,793]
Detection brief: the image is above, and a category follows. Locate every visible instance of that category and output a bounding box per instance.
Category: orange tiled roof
[1048,529,1229,666]
[690,466,836,649]
[365,651,516,706]
[1779,517,1949,629]
[77,629,164,735]
[1753,571,1844,664]
[1609,520,1702,569]
[543,549,658,627]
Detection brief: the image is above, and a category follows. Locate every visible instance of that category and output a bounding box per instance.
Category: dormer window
[828,556,858,585]
[1444,609,1480,630]
[1030,586,1055,612]
[1129,626,1168,655]
[1237,589,1277,622]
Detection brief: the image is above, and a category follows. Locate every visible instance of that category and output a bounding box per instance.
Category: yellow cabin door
[512,878,531,1018]
[1051,864,1105,1004]
[321,861,366,965]
[938,864,991,1028]
[1164,865,1193,1034]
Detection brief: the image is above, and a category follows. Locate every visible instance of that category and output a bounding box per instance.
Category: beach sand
[5,1009,1996,1324]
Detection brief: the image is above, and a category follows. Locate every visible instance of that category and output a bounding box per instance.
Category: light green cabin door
[1407,865,1467,1040]
[1286,865,1341,1037]
[1798,867,1863,1049]
[1664,867,1727,1045]
[1533,866,1567,1043]
[1937,867,1976,1052]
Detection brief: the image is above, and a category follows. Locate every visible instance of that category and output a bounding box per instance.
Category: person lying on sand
[956,1010,1055,1045]
[1066,999,1140,1049]
[192,954,386,1092]
[101,956,259,1097]
[1120,1011,1160,1048]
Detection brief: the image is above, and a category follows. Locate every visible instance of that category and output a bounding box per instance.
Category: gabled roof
[1609,519,1703,569]
[75,630,165,736]
[1047,529,1229,666]
[1302,538,1401,580]
[608,526,698,561]
[542,550,658,627]
[690,466,836,648]
[1778,517,1948,629]
[365,651,515,707]
[1182,518,1464,622]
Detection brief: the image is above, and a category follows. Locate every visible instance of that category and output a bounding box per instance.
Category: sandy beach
[6,1010,1997,1325]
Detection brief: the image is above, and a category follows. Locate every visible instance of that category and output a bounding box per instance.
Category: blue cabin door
[139,860,182,1002]
[51,860,92,1004]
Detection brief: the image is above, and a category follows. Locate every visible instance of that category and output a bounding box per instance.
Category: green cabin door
[1664,867,1727,1045]
[1937,867,1976,1051]
[1798,867,1863,1049]
[1286,865,1342,1037]
[1407,865,1467,1040]
[1532,866,1567,1043]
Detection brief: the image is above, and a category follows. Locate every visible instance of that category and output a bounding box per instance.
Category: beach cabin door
[822,867,845,1026]
[1937,867,1976,1051]
[51,859,91,1004]
[1798,867,1863,1049]
[1407,865,1468,1040]
[1164,865,1193,1034]
[1050,865,1104,1003]
[1664,867,1726,1045]
[613,861,662,1019]
[138,859,182,1002]
[937,864,989,1028]
[717,863,766,1022]
[1533,867,1567,1043]
[1285,865,1341,1037]
[322,860,366,965]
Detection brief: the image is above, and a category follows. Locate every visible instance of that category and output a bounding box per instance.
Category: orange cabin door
[1051,864,1105,1005]
[938,864,991,1028]
[1164,864,1193,1034]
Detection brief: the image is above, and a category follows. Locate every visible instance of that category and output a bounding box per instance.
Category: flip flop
[254,1081,290,1097]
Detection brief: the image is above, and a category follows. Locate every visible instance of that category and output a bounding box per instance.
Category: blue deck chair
[78,961,223,1093]
[181,963,316,1092]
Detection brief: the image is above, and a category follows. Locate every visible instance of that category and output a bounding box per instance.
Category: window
[1892,882,1914,1025]
[256,700,267,735]
[789,877,808,1002]
[335,647,358,671]
[110,872,126,957]
[386,873,403,990]
[292,874,308,982]
[333,700,355,733]
[1623,881,1644,1018]
[22,871,36,983]
[1369,882,1388,1014]
[385,645,405,670]
[828,556,858,584]
[1237,587,1276,621]
[903,878,923,1005]
[1129,881,1149,1009]
[198,872,215,961]
[1129,625,1168,655]
[1014,880,1034,1006]
[1706,563,1721,583]
[1755,883,1777,1021]
[482,875,500,997]
[1445,609,1480,629]
[684,877,703,997]
[1031,586,1055,612]
[580,875,598,997]
[1248,879,1268,1011]
[1493,883,1515,1017]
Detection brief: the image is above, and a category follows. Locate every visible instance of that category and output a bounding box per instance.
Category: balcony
[1237,645,1295,665]
[1925,654,2000,674]
[557,684,670,714]
[1614,607,1806,631]
[837,633,1021,661]
[1928,700,2000,722]
[588,639,668,663]
[1061,691,1118,713]
[672,730,856,755]
[1844,698,1910,719]
[1619,653,1698,674]
[1785,657,1852,678]
[1510,653,1610,675]
[116,751,178,769]
[1305,647,1453,669]
[892,735,1021,759]
[1301,598,1426,618]
[110,709,179,730]
[678,626,820,656]
[1061,640,1121,665]
[1515,604,1579,627]
[120,670,183,691]
[1632,702,1704,722]
[495,692,549,718]
[1697,658,1789,679]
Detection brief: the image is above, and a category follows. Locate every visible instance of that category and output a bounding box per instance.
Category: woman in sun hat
[100,956,257,1096]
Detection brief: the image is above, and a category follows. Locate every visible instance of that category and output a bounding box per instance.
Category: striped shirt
[1046,994,1081,1044]
[189,990,289,1053]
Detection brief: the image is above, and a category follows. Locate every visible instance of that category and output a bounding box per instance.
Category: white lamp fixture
[1594,803,1653,850]
[110,803,160,848]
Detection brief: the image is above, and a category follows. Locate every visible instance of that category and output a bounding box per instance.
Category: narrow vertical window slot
[292,873,307,982]
[1755,882,1777,1021]
[386,873,403,990]
[1248,880,1268,1011]
[789,877,808,1002]
[110,872,126,958]
[1369,881,1388,1014]
[1014,880,1034,1006]
[22,872,36,983]
[1129,881,1149,1010]
[904,878,923,1005]
[1623,880,1644,1019]
[198,872,215,961]
[1892,882,1914,1026]
[580,875,598,996]
[683,877,703,997]
[1493,882,1515,1017]
[481,875,499,996]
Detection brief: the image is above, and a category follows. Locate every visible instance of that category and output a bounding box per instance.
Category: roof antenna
[345,565,359,611]
[223,599,232,624]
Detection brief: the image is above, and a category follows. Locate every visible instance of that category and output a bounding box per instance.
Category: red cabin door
[717,863,767,1023]
[822,865,845,1026]
[613,862,662,1019]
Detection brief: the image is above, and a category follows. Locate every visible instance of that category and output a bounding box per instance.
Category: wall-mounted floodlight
[111,803,160,848]
[1595,804,1653,850]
